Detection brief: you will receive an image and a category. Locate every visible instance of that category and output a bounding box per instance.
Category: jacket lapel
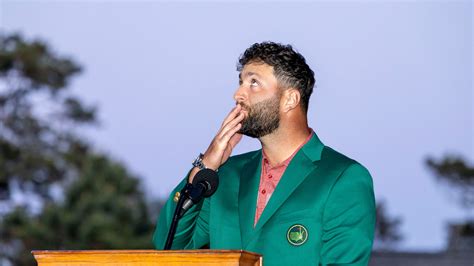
[254,153,316,232]
[238,151,262,247]
[253,133,325,235]
[239,132,325,248]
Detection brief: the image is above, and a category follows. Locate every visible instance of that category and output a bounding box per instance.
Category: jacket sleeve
[152,173,210,250]
[319,163,376,266]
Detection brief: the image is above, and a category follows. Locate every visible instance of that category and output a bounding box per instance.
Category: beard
[237,94,281,138]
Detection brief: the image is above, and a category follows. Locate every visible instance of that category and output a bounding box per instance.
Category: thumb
[229,133,243,149]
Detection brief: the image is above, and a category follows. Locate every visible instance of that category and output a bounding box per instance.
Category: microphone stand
[164,183,193,250]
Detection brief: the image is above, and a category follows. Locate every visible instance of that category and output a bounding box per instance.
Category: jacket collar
[238,131,324,247]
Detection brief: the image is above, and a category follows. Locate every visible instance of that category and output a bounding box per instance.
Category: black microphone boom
[164,168,219,250]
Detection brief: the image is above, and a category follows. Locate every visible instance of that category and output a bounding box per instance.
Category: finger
[222,133,242,163]
[217,112,245,139]
[221,105,242,127]
[220,105,241,127]
[222,110,245,131]
[221,122,242,144]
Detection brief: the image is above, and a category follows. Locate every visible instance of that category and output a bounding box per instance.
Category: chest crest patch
[287,224,308,246]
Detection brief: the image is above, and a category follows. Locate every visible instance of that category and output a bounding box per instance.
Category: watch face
[193,154,204,169]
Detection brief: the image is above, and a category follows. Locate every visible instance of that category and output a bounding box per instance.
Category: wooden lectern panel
[32,250,262,266]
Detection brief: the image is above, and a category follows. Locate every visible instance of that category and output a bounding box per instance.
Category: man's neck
[259,125,311,167]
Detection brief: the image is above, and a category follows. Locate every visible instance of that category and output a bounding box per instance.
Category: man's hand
[188,105,245,183]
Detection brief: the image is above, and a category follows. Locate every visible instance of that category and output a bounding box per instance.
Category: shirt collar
[262,128,314,168]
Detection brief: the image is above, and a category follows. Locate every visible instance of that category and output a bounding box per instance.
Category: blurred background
[0,0,472,265]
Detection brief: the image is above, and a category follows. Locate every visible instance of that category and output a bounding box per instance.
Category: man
[153,42,376,266]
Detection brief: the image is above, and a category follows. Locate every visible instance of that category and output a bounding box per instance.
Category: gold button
[173,192,181,203]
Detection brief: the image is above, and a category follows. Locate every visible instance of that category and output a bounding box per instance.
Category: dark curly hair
[237,42,315,113]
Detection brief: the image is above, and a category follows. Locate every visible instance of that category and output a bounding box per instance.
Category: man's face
[234,62,282,138]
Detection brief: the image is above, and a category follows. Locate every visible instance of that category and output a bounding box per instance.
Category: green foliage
[0,32,161,265]
[0,32,96,200]
[373,200,403,250]
[426,155,474,240]
[0,154,156,265]
[426,155,474,211]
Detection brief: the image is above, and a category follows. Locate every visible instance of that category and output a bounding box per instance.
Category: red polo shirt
[254,130,314,226]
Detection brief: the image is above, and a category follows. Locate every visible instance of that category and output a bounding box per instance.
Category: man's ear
[282,88,301,112]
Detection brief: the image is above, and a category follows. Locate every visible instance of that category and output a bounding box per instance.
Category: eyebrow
[239,71,260,80]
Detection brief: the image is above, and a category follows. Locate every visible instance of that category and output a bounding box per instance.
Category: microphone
[164,168,219,250]
[180,168,219,217]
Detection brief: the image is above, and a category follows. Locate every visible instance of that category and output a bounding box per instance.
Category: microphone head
[192,168,219,197]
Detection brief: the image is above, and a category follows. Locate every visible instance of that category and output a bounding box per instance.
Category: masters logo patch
[287,224,308,246]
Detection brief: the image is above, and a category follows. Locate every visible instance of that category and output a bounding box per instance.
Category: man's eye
[250,79,259,86]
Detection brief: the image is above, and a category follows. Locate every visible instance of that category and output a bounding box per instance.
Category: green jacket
[153,133,376,266]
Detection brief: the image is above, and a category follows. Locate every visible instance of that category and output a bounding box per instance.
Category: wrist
[192,153,218,172]
[201,157,218,171]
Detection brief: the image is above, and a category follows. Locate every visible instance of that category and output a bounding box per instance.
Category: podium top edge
[31,249,261,256]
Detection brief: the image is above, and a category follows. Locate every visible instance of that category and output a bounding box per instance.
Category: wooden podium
[32,250,262,266]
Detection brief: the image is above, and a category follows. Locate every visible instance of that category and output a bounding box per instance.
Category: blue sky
[1,0,472,251]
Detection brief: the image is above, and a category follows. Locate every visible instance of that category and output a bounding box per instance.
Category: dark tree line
[426,155,474,237]
[0,32,160,265]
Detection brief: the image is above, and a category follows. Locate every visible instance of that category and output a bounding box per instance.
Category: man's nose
[233,86,246,103]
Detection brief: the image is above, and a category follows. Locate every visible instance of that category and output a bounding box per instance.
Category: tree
[373,199,403,250]
[426,155,474,214]
[0,32,160,265]
[426,155,474,238]
[0,153,156,265]
[0,32,95,202]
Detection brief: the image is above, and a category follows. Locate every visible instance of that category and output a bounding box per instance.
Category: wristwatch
[192,153,207,170]
[192,153,217,172]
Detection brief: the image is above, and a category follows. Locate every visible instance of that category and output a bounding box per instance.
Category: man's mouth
[237,103,249,117]
[240,107,249,119]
